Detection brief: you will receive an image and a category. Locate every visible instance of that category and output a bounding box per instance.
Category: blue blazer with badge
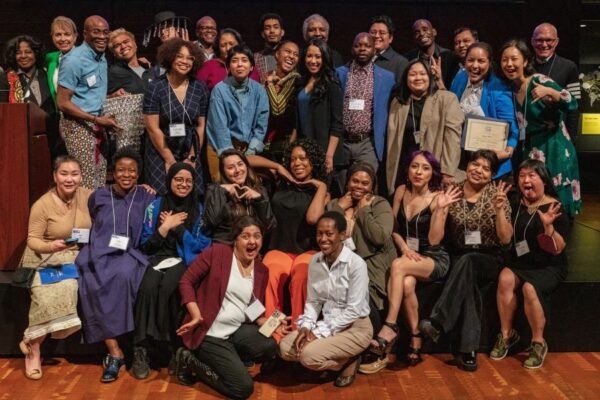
[336,63,395,161]
[450,70,519,178]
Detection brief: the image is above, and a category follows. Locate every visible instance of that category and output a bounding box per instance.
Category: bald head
[531,23,559,60]
[83,15,109,53]
[352,32,375,65]
[195,15,217,47]
[412,19,437,50]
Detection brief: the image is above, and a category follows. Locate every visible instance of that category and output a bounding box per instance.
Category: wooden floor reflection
[2,352,599,399]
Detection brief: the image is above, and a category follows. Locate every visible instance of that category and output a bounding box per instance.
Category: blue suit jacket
[336,63,395,161]
[450,70,519,178]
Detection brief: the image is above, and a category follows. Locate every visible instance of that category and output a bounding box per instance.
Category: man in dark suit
[369,15,408,83]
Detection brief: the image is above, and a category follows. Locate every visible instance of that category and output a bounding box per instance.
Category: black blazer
[296,79,345,166]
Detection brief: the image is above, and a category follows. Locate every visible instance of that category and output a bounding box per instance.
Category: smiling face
[406,62,430,98]
[347,171,373,201]
[172,45,194,76]
[275,42,299,74]
[229,52,253,81]
[222,154,248,185]
[454,30,476,60]
[305,44,323,76]
[234,225,263,263]
[306,19,328,41]
[218,32,239,60]
[531,25,558,60]
[413,20,436,49]
[83,17,110,53]
[160,26,178,43]
[352,34,375,65]
[289,146,314,181]
[408,154,433,190]
[369,22,393,52]
[15,41,36,72]
[466,157,492,187]
[262,18,284,46]
[170,169,193,198]
[111,33,137,62]
[316,218,345,260]
[113,157,139,192]
[500,46,527,82]
[54,161,82,198]
[518,167,545,203]
[195,17,217,46]
[465,46,490,84]
[52,26,76,53]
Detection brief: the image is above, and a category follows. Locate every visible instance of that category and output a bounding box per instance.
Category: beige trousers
[279,317,372,371]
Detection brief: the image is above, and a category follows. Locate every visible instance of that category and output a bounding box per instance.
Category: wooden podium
[0,103,52,270]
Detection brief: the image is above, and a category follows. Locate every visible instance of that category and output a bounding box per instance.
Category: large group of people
[4,9,579,399]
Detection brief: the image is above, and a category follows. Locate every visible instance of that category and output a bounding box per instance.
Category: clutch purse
[38,263,80,285]
[537,233,559,255]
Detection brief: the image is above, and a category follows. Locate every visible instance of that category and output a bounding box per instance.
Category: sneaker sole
[523,357,546,369]
[489,352,508,361]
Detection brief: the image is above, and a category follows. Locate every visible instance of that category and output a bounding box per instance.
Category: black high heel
[370,322,399,357]
[407,332,423,366]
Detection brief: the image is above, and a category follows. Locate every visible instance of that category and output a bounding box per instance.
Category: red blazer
[179,242,269,350]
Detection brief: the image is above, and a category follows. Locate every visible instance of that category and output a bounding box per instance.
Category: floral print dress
[515,74,581,217]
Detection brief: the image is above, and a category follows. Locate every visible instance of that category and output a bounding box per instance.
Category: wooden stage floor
[1,352,599,399]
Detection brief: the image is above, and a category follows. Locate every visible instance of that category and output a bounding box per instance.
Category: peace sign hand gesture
[492,181,512,210]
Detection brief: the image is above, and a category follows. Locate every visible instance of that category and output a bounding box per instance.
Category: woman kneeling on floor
[176,216,277,400]
[279,211,372,388]
[491,159,569,369]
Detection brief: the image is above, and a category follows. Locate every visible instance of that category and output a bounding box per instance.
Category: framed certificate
[461,115,509,152]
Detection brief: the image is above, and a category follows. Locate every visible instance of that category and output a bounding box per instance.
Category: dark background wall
[0,0,583,64]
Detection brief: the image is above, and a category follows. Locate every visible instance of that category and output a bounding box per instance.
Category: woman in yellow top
[19,155,92,379]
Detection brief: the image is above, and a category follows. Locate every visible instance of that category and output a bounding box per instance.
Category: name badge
[86,74,97,87]
[169,123,186,137]
[348,99,365,111]
[71,228,90,244]
[413,130,421,144]
[515,240,530,257]
[109,234,129,250]
[464,231,482,245]
[519,126,526,141]
[245,298,266,322]
[407,237,420,251]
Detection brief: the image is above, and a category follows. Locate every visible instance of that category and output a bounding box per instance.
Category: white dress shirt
[297,245,370,338]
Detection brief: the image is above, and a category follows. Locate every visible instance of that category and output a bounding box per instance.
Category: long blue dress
[76,186,155,343]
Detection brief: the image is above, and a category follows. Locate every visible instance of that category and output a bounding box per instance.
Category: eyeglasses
[173,176,193,185]
[533,38,557,45]
[369,30,389,36]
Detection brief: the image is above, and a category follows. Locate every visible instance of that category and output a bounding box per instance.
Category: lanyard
[410,97,419,136]
[167,79,192,125]
[513,195,545,245]
[110,186,138,238]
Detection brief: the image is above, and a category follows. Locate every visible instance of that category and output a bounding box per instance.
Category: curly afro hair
[282,138,327,182]
[157,38,204,78]
[3,35,45,71]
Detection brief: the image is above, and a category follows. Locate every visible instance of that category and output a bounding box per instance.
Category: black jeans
[429,251,502,353]
[194,324,277,400]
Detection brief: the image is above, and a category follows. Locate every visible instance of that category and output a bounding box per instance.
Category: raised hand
[538,201,562,227]
[492,181,512,210]
[436,185,462,209]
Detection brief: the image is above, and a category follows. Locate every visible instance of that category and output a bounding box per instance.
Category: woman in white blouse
[279,211,372,388]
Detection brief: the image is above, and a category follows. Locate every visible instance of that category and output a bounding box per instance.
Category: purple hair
[405,150,442,191]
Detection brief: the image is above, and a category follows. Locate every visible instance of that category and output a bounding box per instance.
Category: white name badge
[407,237,420,251]
[169,123,186,137]
[348,99,365,111]
[71,228,90,244]
[109,234,130,250]
[464,231,482,245]
[86,74,97,87]
[245,298,266,322]
[515,240,530,257]
[413,130,421,144]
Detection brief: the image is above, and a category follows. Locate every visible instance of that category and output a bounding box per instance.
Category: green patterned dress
[515,74,581,217]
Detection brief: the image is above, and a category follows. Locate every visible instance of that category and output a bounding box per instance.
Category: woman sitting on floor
[176,216,277,400]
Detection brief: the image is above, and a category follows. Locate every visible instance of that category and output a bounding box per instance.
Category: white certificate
[461,115,509,152]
